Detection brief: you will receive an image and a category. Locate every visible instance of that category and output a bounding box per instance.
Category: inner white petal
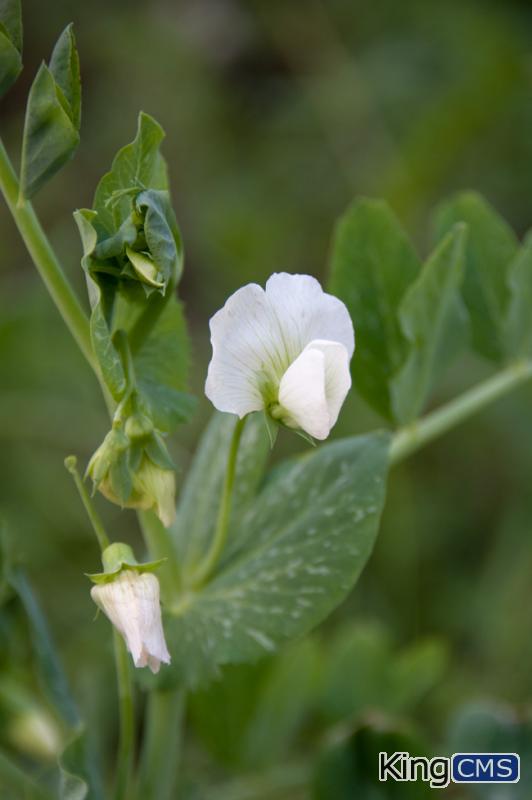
[304,339,352,428]
[278,347,331,440]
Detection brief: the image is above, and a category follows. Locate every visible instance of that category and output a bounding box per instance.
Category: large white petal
[265,273,355,359]
[278,347,331,440]
[205,283,290,417]
[305,339,351,428]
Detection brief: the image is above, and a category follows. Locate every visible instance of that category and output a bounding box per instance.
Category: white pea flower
[205,273,355,440]
[91,570,171,674]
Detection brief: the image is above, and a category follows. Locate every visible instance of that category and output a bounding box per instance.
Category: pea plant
[2,5,532,799]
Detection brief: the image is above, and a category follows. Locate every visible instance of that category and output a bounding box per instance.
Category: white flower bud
[91,570,171,674]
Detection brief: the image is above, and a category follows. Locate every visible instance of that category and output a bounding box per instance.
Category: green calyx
[87,542,165,584]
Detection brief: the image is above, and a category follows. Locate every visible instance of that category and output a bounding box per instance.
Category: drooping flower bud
[89,543,171,674]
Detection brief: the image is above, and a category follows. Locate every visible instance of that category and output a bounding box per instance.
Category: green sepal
[19,25,81,199]
[0,0,22,98]
[87,541,166,584]
[262,411,279,449]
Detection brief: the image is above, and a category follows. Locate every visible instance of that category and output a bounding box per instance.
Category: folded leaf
[329,198,420,421]
[0,0,22,97]
[20,25,81,199]
[162,432,390,688]
[502,232,532,358]
[94,112,167,232]
[434,192,518,362]
[390,224,468,423]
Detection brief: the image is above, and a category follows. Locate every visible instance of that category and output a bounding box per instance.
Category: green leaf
[94,112,167,232]
[503,232,532,358]
[314,721,431,799]
[74,209,127,400]
[173,412,271,573]
[164,431,390,688]
[131,297,195,431]
[434,192,518,362]
[59,727,104,800]
[390,224,468,424]
[136,189,184,288]
[20,25,81,199]
[0,0,22,98]
[6,566,79,727]
[329,198,420,421]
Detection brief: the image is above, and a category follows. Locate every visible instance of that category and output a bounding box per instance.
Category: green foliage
[329,198,420,421]
[313,722,430,799]
[163,432,390,688]
[20,25,81,199]
[390,224,467,423]
[330,198,469,426]
[504,233,532,359]
[318,622,448,722]
[434,192,518,362]
[173,412,271,572]
[0,0,22,98]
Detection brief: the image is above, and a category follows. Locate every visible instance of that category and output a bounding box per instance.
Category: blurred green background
[2,0,532,796]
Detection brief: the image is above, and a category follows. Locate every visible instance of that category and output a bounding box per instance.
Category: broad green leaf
[0,747,54,800]
[313,722,431,799]
[173,412,271,572]
[390,224,468,423]
[94,112,168,232]
[164,431,390,688]
[329,198,420,421]
[434,192,518,362]
[137,189,184,288]
[503,232,532,358]
[0,0,22,98]
[20,26,81,199]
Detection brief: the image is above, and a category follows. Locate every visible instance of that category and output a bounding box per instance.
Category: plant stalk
[0,139,95,372]
[136,689,185,800]
[113,631,135,800]
[390,358,532,464]
[191,416,246,586]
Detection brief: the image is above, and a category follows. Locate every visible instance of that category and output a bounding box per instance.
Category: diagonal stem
[389,358,532,464]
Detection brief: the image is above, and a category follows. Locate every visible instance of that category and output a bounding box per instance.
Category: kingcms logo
[379,751,520,789]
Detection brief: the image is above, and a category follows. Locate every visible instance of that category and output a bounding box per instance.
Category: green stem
[136,689,185,800]
[390,358,532,465]
[0,139,95,372]
[64,456,110,552]
[113,631,135,800]
[192,416,246,586]
[139,510,182,600]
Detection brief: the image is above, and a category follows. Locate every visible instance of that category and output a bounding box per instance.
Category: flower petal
[205,274,355,418]
[305,339,352,428]
[278,347,330,440]
[205,283,288,417]
[265,273,355,359]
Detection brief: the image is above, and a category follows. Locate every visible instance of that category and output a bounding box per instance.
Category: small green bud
[87,427,129,487]
[130,455,176,528]
[87,541,165,584]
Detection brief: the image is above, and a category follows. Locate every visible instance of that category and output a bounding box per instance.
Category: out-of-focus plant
[2,2,532,798]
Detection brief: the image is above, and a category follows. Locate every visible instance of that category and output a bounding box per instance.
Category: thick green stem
[192,416,246,586]
[390,358,532,465]
[0,139,95,372]
[139,510,182,600]
[136,689,185,800]
[113,631,135,800]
